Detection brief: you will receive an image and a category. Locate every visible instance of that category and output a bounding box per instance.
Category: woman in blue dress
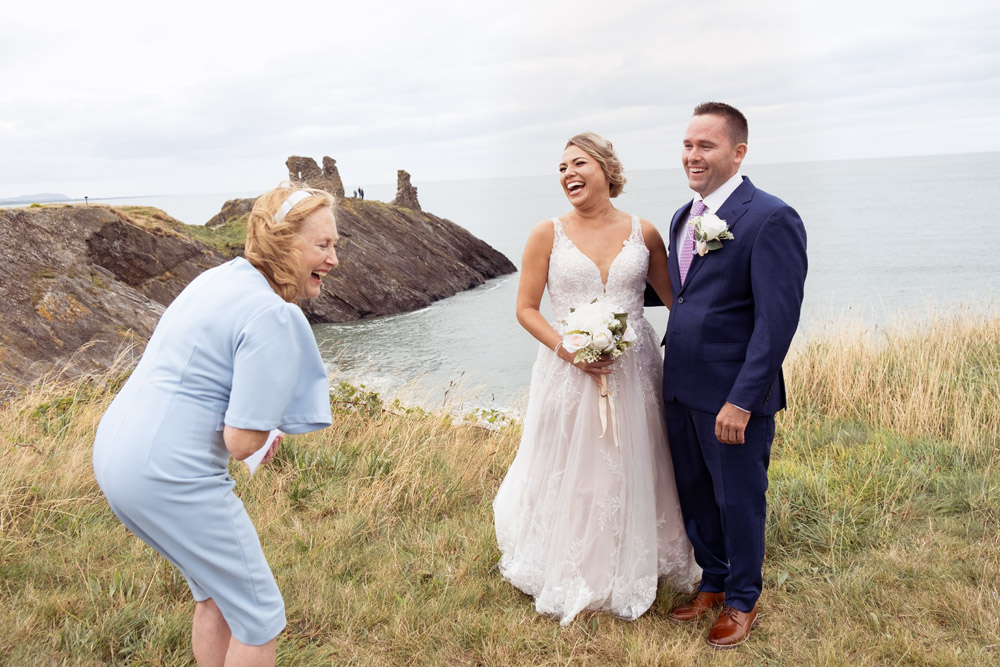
[93,184,339,666]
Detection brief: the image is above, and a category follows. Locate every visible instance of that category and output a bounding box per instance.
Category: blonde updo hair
[565,132,626,198]
[245,183,335,302]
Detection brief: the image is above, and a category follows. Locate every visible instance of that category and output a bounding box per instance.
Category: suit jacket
[660,176,807,416]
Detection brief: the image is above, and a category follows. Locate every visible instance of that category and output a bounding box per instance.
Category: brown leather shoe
[667,591,725,624]
[707,605,758,648]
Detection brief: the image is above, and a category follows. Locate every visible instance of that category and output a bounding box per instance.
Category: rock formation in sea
[0,159,515,399]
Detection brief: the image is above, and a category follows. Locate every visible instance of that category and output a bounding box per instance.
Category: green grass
[180,216,248,257]
[1,311,998,665]
[114,205,249,258]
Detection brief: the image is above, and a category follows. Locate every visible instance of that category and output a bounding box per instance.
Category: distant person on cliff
[358,187,364,200]
[92,185,339,666]
[493,132,699,625]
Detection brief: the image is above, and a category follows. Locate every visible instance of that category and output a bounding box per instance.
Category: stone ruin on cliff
[284,157,422,212]
[286,156,346,200]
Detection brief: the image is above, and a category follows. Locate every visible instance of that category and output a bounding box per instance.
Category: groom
[658,102,807,648]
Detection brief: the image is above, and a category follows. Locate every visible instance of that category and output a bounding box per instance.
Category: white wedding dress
[494,215,700,626]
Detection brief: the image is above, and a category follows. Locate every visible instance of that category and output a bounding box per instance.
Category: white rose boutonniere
[690,212,734,256]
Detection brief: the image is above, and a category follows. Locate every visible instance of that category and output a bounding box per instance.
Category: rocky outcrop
[204,156,350,227]
[0,183,516,399]
[286,156,346,200]
[204,198,255,227]
[391,170,421,211]
[0,205,228,400]
[300,198,514,321]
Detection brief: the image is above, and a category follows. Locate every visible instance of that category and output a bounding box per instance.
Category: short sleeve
[225,302,332,434]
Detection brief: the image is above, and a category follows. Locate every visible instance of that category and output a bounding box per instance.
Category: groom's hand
[716,402,751,444]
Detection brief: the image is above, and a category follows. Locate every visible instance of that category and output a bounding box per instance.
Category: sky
[2,0,998,199]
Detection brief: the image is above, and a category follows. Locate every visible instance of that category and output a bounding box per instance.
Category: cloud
[1,0,998,197]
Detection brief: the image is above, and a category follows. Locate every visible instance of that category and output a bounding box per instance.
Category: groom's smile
[682,114,747,198]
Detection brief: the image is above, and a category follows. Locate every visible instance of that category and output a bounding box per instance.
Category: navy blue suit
[659,176,807,612]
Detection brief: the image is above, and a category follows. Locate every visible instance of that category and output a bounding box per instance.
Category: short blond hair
[565,132,626,198]
[245,183,335,302]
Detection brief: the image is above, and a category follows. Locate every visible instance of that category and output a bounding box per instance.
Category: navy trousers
[664,400,774,612]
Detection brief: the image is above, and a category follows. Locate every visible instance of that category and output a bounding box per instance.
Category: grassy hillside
[115,205,249,258]
[1,312,997,665]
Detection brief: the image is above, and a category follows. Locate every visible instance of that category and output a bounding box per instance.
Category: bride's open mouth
[567,180,585,195]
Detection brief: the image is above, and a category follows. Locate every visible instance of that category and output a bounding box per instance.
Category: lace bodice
[548,215,649,326]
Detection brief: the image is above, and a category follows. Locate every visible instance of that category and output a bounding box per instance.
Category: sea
[30,152,1000,413]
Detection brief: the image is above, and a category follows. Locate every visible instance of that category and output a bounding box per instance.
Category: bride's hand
[573,357,615,385]
[554,346,613,385]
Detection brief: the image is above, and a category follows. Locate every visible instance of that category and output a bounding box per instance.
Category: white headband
[274,190,312,222]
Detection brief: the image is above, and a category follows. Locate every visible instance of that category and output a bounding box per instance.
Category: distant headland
[0,193,72,205]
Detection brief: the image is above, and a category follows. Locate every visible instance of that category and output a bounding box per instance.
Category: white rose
[565,303,593,331]
[621,325,637,343]
[562,332,592,353]
[581,302,612,331]
[697,213,729,241]
[591,328,614,351]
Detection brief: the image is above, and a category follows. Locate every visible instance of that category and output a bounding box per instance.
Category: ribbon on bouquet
[598,375,620,447]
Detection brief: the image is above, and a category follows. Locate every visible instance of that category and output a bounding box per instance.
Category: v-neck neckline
[555,216,636,287]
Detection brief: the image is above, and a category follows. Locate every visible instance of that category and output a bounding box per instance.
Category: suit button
[678,297,685,304]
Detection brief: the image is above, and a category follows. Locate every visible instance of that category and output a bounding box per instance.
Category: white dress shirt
[673,171,744,255]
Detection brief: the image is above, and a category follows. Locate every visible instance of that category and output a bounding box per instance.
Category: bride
[493,132,699,625]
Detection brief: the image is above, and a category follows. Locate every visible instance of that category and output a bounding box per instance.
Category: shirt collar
[692,171,744,214]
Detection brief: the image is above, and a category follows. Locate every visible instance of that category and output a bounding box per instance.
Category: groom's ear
[733,142,748,166]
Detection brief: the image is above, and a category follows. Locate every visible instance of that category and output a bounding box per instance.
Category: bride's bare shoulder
[525,219,557,245]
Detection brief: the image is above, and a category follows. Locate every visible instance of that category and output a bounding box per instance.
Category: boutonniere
[690,212,734,256]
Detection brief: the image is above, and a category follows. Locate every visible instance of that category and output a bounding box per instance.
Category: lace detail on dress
[548,216,647,324]
[493,214,700,626]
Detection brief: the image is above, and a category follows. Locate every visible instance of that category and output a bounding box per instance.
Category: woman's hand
[556,347,614,386]
[576,357,615,386]
[261,433,283,465]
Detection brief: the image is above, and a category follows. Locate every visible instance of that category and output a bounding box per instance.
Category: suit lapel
[680,177,756,290]
[713,176,755,236]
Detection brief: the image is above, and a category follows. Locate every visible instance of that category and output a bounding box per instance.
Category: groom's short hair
[694,102,748,147]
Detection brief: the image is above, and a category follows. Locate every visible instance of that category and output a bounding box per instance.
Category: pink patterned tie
[679,200,707,285]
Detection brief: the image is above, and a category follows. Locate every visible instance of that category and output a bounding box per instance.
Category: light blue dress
[93,257,332,646]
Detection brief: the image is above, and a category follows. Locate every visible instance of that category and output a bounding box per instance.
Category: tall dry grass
[786,306,1000,451]
[0,309,998,665]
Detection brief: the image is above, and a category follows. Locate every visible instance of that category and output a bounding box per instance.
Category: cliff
[0,205,227,400]
[300,197,514,321]
[198,159,516,320]
[0,190,515,399]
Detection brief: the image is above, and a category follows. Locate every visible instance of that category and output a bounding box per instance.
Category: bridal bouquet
[560,299,636,446]
[561,299,636,363]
